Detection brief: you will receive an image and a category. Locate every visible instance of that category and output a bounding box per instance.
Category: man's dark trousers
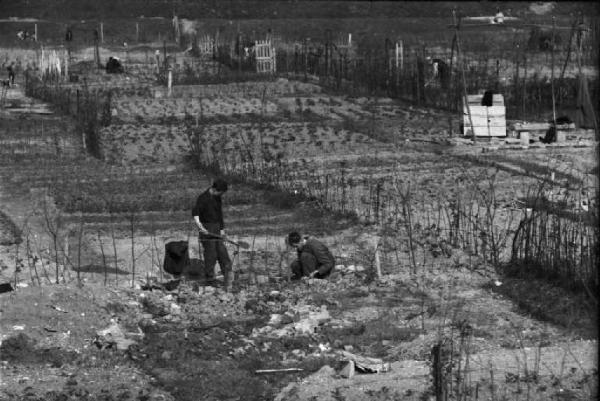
[199,222,232,283]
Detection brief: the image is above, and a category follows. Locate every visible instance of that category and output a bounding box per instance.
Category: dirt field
[0,11,598,401]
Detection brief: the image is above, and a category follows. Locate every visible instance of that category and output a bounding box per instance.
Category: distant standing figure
[286,232,335,280]
[7,63,15,86]
[192,179,233,290]
[65,28,73,42]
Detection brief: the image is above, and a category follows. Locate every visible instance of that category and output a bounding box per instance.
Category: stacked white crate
[463,94,506,137]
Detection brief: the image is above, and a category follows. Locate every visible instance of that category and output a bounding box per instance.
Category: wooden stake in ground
[453,16,475,141]
[374,245,382,279]
[550,16,557,126]
[94,35,101,69]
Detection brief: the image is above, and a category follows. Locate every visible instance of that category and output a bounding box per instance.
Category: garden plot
[0,114,80,156]
[276,95,373,120]
[111,97,279,122]
[277,95,459,143]
[99,122,385,164]
[458,147,598,213]
[155,78,322,99]
[271,155,532,225]
[67,61,156,86]
[475,146,598,182]
[58,80,154,97]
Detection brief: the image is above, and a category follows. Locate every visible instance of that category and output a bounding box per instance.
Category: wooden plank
[514,122,575,131]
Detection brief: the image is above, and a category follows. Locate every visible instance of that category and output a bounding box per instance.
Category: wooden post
[399,40,404,72]
[325,29,331,77]
[167,68,172,96]
[560,20,577,80]
[550,16,557,126]
[455,18,475,141]
[495,59,500,91]
[237,33,242,74]
[303,39,307,80]
[64,50,68,81]
[385,38,390,78]
[100,22,104,44]
[522,54,527,118]
[94,37,100,69]
[163,39,167,71]
[136,22,139,43]
[214,29,220,60]
[375,245,382,279]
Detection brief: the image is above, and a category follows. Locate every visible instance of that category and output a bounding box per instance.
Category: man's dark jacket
[192,189,224,230]
[298,238,335,275]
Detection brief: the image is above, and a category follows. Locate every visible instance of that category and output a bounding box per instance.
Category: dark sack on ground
[163,241,189,275]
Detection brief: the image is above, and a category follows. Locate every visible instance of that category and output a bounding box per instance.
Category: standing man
[7,63,15,86]
[192,178,232,290]
[286,232,335,280]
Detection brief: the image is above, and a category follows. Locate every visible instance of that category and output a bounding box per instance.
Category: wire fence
[195,139,598,292]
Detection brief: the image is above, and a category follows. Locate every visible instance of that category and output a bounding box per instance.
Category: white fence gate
[197,35,215,56]
[255,40,276,73]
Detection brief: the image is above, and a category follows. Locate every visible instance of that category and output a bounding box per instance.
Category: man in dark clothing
[7,63,15,86]
[286,232,335,280]
[192,179,232,290]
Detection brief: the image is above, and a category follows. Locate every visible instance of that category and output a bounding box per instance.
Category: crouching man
[286,232,335,280]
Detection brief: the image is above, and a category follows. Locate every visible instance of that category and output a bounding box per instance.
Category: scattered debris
[338,350,391,374]
[48,304,68,313]
[94,322,137,351]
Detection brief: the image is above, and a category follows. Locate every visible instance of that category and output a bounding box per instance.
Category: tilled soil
[1,261,597,400]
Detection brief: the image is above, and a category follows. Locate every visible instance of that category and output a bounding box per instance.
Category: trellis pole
[453,11,475,141]
[550,16,557,126]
